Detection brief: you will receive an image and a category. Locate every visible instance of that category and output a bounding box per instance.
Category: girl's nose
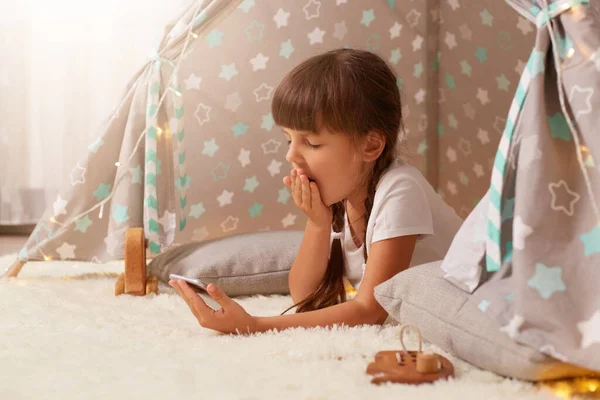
[285,144,302,164]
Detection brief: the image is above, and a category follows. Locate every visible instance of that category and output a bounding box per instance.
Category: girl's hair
[272,48,404,314]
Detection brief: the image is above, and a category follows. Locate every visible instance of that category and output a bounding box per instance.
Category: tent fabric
[16,0,535,264]
[454,0,599,372]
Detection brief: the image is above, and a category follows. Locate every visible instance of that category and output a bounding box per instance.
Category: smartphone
[169,273,209,292]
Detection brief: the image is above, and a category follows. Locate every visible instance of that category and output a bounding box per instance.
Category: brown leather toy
[114,228,158,296]
[366,324,454,385]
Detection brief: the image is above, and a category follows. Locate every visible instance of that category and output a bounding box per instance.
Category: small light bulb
[44,256,52,261]
[191,32,198,39]
[581,145,589,153]
[567,48,575,58]
[99,204,104,219]
[115,162,121,167]
[157,127,163,136]
[50,217,56,223]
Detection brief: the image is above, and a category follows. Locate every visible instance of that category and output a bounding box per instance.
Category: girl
[169,49,463,334]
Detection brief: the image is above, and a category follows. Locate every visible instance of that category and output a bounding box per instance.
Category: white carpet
[0,254,554,400]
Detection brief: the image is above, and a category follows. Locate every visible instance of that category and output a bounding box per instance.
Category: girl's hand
[283,168,332,229]
[169,280,258,335]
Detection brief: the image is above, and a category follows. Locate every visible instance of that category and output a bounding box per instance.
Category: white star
[549,180,580,216]
[191,226,209,242]
[202,138,219,157]
[158,210,176,232]
[577,310,600,349]
[250,53,269,71]
[444,32,457,49]
[261,139,282,154]
[53,195,68,216]
[238,148,251,167]
[448,0,460,11]
[389,22,402,39]
[477,128,490,145]
[517,17,533,35]
[184,73,202,90]
[217,190,234,207]
[518,135,542,170]
[500,314,524,338]
[243,176,260,193]
[267,159,283,177]
[224,92,243,112]
[446,181,457,196]
[104,232,122,256]
[446,147,457,163]
[333,21,347,41]
[412,35,424,51]
[476,88,490,105]
[253,83,273,102]
[238,0,254,13]
[70,163,86,186]
[303,0,321,20]
[221,216,239,233]
[336,0,347,4]
[463,102,476,119]
[219,63,238,81]
[194,103,211,125]
[513,216,533,250]
[307,27,326,45]
[473,163,485,178]
[539,345,568,362]
[56,242,76,260]
[414,89,426,104]
[281,213,297,228]
[459,24,472,41]
[569,85,594,118]
[273,8,290,28]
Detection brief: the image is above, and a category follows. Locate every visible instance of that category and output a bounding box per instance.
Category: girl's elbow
[356,300,388,325]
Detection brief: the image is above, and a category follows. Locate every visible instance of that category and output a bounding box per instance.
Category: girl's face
[283,127,367,206]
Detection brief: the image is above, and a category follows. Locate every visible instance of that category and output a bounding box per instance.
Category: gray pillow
[147,230,303,297]
[374,261,593,381]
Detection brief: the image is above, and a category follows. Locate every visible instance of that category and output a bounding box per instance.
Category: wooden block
[124,228,147,296]
[146,275,158,295]
[114,273,125,296]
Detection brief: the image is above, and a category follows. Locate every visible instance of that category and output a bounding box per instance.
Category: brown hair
[272,48,404,314]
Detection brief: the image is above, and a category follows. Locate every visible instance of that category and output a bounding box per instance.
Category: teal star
[528,50,545,77]
[112,204,129,227]
[501,197,515,222]
[580,225,600,256]
[156,159,162,176]
[389,48,401,65]
[505,294,515,301]
[74,215,93,233]
[417,140,428,155]
[437,123,445,137]
[130,165,142,184]
[446,74,456,89]
[414,62,424,78]
[460,60,472,76]
[244,20,264,42]
[277,187,291,204]
[210,162,230,181]
[261,113,275,131]
[361,9,375,27]
[480,9,493,26]
[497,74,511,92]
[279,39,295,59]
[396,77,403,88]
[477,300,490,312]
[387,0,395,8]
[475,46,488,63]
[147,126,157,140]
[366,34,380,51]
[448,114,458,129]
[206,29,224,48]
[232,122,249,137]
[146,148,157,163]
[93,183,111,201]
[175,174,191,191]
[189,202,205,218]
[219,63,238,81]
[557,33,574,60]
[88,137,104,153]
[243,176,260,193]
[547,113,571,141]
[248,202,263,218]
[527,263,566,300]
[147,104,157,119]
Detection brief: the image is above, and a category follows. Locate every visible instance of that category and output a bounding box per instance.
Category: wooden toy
[114,228,159,296]
[366,324,454,385]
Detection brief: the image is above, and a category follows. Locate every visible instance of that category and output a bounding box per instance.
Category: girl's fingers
[283,175,291,187]
[301,175,310,207]
[310,182,323,208]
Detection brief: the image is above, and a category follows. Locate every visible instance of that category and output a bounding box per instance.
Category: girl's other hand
[283,168,332,229]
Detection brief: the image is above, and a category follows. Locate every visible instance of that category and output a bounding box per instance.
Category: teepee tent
[3,0,546,277]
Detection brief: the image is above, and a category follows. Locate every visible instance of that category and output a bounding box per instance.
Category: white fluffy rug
[0,254,555,400]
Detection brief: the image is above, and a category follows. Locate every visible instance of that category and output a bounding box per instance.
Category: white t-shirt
[333,160,463,289]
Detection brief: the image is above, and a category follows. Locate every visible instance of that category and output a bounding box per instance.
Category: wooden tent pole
[1,260,25,279]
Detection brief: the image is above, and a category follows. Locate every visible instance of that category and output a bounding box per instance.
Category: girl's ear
[361,131,386,162]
